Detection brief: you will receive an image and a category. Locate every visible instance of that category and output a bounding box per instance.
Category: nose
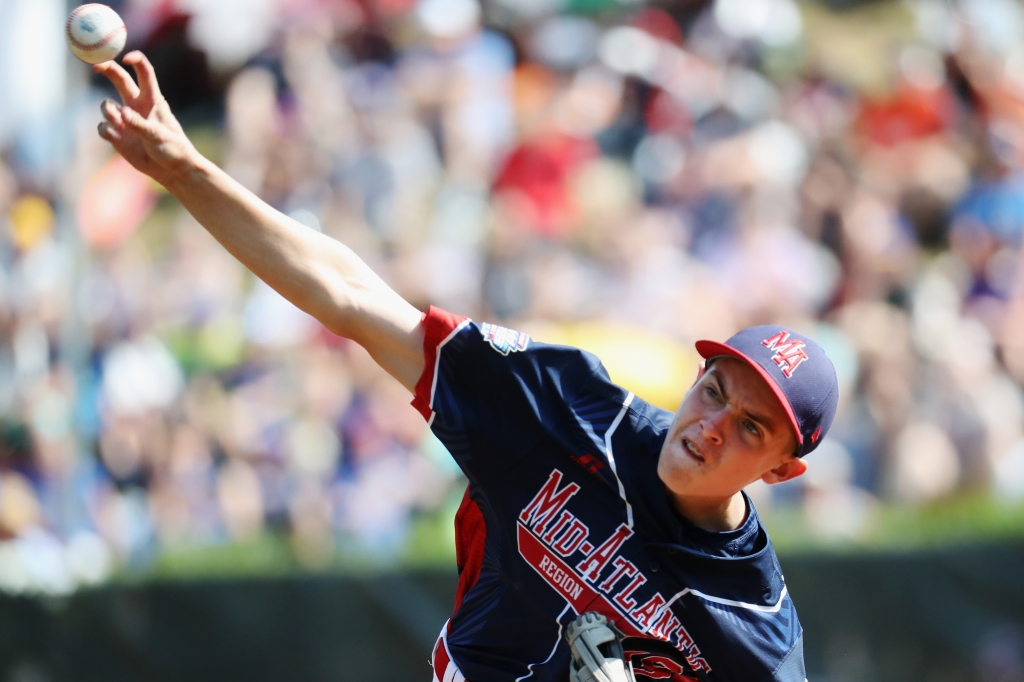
[699,411,726,445]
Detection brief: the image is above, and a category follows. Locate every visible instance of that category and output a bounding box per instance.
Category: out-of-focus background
[2,0,1024,679]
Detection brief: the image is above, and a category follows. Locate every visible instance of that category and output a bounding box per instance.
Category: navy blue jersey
[412,308,806,682]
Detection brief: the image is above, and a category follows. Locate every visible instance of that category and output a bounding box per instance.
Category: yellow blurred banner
[526,320,698,411]
[8,195,55,250]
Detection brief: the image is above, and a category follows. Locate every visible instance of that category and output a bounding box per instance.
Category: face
[657,357,804,503]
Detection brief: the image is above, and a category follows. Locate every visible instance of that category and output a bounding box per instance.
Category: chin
[657,447,696,492]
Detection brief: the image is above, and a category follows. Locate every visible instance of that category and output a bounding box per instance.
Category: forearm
[165,154,425,389]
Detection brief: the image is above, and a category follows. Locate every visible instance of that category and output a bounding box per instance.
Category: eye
[705,386,719,400]
[742,420,761,437]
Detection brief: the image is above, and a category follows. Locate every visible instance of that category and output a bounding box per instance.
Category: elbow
[316,286,360,340]
[312,270,365,339]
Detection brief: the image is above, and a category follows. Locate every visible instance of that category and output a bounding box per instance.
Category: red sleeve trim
[411,305,469,421]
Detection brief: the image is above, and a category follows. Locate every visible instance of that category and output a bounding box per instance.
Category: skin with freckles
[657,357,807,532]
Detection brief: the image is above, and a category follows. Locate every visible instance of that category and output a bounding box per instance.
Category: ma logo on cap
[761,331,808,378]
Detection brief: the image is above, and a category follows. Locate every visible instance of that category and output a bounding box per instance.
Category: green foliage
[121,494,1024,581]
[127,499,460,582]
[135,534,299,581]
[763,495,1024,555]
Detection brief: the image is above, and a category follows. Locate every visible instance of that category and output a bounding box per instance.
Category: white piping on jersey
[646,584,790,632]
[515,603,572,681]
[692,584,788,613]
[427,318,472,427]
[604,392,635,528]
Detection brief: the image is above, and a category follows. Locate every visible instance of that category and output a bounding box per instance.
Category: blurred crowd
[3,0,1024,592]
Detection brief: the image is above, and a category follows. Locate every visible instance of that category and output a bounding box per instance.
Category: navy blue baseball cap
[695,325,839,458]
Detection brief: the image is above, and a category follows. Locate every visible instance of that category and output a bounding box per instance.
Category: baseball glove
[565,612,636,682]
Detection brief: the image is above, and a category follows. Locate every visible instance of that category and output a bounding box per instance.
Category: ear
[761,457,807,485]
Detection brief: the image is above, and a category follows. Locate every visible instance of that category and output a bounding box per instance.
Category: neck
[668,491,748,532]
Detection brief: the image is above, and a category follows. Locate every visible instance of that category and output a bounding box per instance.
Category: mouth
[682,438,705,463]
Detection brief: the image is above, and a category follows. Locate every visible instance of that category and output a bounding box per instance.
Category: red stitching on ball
[66,5,125,53]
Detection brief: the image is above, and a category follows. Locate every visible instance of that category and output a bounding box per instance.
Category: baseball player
[94,53,838,682]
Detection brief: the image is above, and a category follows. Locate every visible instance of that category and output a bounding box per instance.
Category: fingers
[100,99,123,127]
[93,61,140,102]
[123,51,163,103]
[120,105,160,139]
[97,121,122,144]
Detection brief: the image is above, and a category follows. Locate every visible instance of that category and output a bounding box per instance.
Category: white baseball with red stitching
[66,4,127,65]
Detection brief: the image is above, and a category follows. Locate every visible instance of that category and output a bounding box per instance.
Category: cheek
[730,449,780,485]
[657,440,688,479]
[671,394,703,431]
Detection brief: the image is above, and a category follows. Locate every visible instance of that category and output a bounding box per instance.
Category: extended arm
[94,52,424,390]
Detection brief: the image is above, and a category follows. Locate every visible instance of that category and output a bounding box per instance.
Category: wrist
[164,150,215,193]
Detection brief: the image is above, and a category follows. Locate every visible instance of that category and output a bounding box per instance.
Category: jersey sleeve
[411,306,617,482]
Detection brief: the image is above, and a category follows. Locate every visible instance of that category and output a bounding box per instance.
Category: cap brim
[694,340,803,446]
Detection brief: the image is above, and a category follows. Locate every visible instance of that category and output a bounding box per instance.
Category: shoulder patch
[481,322,530,356]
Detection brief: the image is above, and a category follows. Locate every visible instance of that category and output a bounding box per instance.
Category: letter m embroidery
[520,470,581,536]
[761,331,808,378]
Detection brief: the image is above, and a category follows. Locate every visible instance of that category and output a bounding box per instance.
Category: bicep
[351,299,426,394]
[323,277,426,393]
[266,231,424,392]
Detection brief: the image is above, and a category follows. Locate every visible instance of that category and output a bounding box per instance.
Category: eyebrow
[708,367,777,435]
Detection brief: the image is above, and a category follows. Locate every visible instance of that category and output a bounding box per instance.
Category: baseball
[66,4,127,65]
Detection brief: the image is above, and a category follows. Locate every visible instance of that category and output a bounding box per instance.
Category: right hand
[94,51,199,187]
